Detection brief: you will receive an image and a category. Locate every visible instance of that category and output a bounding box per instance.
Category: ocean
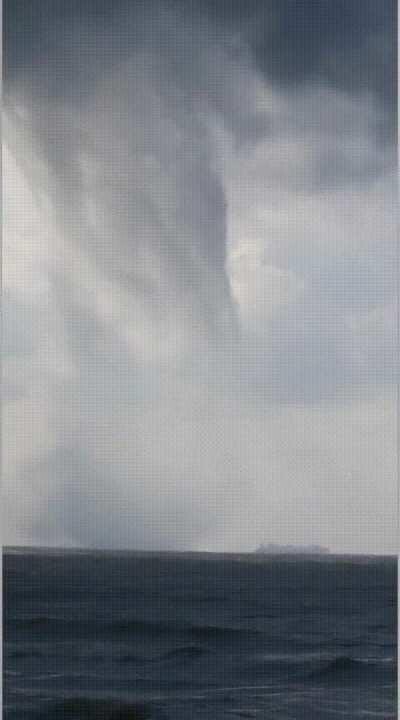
[3,549,397,719]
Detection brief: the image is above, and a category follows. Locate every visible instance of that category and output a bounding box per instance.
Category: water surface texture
[4,549,397,719]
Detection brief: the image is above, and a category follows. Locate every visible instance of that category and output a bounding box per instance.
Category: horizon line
[2,544,396,558]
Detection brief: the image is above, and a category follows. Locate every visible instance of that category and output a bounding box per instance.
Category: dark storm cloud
[205,0,396,123]
[5,0,396,137]
[210,0,397,154]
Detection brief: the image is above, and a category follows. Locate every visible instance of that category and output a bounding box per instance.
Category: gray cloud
[205,0,397,135]
[3,0,397,553]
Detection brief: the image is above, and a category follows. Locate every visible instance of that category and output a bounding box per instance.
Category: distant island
[255,543,330,555]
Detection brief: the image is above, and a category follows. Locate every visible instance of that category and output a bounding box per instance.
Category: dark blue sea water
[4,549,397,719]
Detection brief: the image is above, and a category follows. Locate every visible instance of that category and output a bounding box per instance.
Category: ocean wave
[110,620,258,642]
[32,697,153,720]
[309,655,397,683]
[118,644,207,664]
[13,616,61,629]
[156,644,208,661]
[189,624,260,641]
[9,615,260,644]
[241,652,397,685]
[108,620,174,636]
[8,616,177,639]
[7,648,43,660]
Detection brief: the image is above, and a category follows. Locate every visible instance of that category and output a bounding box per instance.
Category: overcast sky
[3,0,397,553]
